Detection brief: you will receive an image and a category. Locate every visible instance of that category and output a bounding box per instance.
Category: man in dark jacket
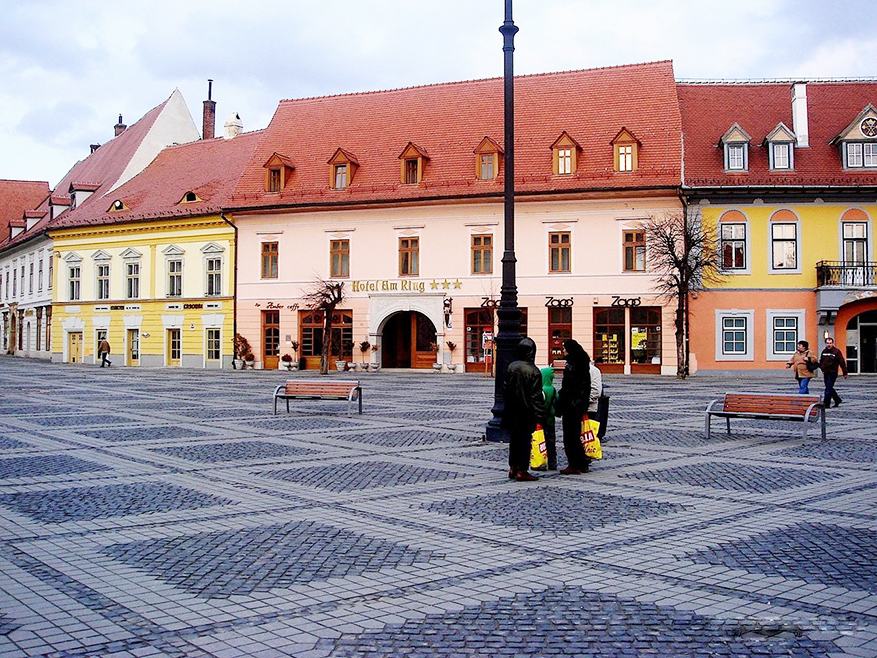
[819,336,848,408]
[502,337,545,482]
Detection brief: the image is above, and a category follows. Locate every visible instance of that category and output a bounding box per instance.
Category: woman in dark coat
[556,339,591,474]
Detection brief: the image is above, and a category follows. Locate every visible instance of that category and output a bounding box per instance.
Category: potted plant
[430,342,442,372]
[370,343,380,372]
[233,334,253,370]
[280,353,294,371]
[446,341,457,373]
[242,351,256,370]
[289,340,299,371]
[358,340,370,370]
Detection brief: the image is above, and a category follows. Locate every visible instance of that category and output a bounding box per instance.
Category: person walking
[787,340,816,394]
[502,337,546,482]
[556,339,592,475]
[98,338,112,368]
[537,366,558,471]
[819,336,848,408]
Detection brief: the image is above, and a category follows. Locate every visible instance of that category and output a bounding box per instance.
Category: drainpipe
[220,212,238,369]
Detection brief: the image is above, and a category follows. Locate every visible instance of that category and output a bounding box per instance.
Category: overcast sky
[2,0,876,186]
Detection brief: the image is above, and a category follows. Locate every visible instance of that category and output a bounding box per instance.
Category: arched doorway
[381,311,436,369]
[846,310,877,374]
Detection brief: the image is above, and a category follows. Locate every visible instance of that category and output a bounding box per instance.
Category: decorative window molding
[474,136,503,181]
[398,142,429,184]
[550,131,581,176]
[161,245,185,257]
[262,152,295,192]
[91,249,112,261]
[200,242,225,255]
[62,252,82,263]
[327,148,359,190]
[611,128,640,173]
[719,123,751,172]
[715,309,754,361]
[120,248,142,260]
[766,310,806,361]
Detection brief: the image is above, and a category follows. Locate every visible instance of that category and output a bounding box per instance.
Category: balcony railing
[816,260,877,287]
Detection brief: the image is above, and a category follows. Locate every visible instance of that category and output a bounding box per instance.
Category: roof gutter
[219,212,238,369]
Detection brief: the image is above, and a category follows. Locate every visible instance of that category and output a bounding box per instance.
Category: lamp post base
[485,417,511,443]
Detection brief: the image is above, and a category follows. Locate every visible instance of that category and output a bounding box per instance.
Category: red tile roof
[0,179,49,243]
[231,61,683,208]
[50,131,262,230]
[678,81,877,187]
[1,95,171,250]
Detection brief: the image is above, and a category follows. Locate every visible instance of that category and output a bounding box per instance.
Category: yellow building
[48,129,260,367]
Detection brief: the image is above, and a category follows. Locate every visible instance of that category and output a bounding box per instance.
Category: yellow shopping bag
[530,425,547,470]
[580,414,603,460]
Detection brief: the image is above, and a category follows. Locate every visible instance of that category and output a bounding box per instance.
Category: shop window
[399,237,419,276]
[330,239,350,278]
[262,310,280,368]
[623,230,645,271]
[261,242,278,279]
[630,306,662,372]
[593,307,625,373]
[549,232,571,273]
[471,235,493,274]
[464,307,527,373]
[206,328,221,361]
[298,309,353,368]
[548,307,572,365]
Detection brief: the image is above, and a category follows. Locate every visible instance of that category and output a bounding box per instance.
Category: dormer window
[262,153,295,193]
[611,128,640,173]
[474,137,503,181]
[398,142,429,185]
[720,123,751,172]
[551,132,581,176]
[327,148,358,190]
[180,191,201,203]
[831,105,877,169]
[109,199,127,212]
[764,122,796,171]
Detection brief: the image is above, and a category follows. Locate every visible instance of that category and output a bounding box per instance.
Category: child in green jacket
[539,366,558,470]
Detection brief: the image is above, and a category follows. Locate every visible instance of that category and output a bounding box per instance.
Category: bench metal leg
[358,387,362,414]
[273,397,277,415]
[726,417,731,436]
[705,414,711,439]
[821,408,826,441]
[286,398,290,414]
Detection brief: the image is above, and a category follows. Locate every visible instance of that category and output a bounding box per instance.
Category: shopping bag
[580,414,603,460]
[530,425,547,470]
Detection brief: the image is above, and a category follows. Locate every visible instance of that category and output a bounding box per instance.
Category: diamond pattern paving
[0,437,26,450]
[623,462,843,493]
[689,523,877,593]
[0,454,110,479]
[0,482,235,522]
[0,613,21,638]
[75,425,213,442]
[333,429,472,447]
[152,440,312,463]
[774,439,877,463]
[102,521,443,598]
[262,461,465,492]
[325,587,836,657]
[424,488,687,533]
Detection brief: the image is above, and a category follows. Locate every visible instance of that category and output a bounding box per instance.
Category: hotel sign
[351,278,462,294]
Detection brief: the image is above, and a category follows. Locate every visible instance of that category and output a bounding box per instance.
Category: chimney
[202,79,216,140]
[114,114,127,137]
[90,143,101,154]
[224,112,243,139]
[792,83,809,148]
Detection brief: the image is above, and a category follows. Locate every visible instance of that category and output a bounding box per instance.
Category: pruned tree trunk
[320,313,334,375]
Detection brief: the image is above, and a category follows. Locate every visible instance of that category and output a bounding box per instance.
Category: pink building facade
[230,62,685,374]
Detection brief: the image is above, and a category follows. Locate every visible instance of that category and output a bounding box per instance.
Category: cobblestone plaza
[0,359,876,657]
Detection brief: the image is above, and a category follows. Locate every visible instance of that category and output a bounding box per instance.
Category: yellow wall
[701,203,876,288]
[49,216,236,367]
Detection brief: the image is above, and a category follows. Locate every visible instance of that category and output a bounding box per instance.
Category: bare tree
[642,209,722,378]
[303,278,345,375]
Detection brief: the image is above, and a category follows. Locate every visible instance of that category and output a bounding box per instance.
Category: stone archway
[834,295,877,374]
[368,294,446,368]
[379,311,437,369]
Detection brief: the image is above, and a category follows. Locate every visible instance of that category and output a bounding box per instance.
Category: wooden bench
[704,393,825,440]
[273,380,362,415]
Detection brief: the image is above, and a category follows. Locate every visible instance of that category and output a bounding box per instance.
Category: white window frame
[96,263,110,300]
[126,261,140,299]
[719,220,750,274]
[725,143,747,171]
[770,142,793,170]
[846,142,864,168]
[715,309,754,361]
[617,145,634,172]
[865,143,877,168]
[205,257,222,297]
[206,327,221,362]
[68,266,81,301]
[38,256,43,292]
[167,259,183,298]
[557,147,572,175]
[766,310,806,361]
[768,220,801,273]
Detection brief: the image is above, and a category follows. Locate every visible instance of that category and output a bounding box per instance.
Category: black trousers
[508,426,532,473]
[562,412,590,470]
[544,423,558,469]
[100,352,111,367]
[823,371,842,407]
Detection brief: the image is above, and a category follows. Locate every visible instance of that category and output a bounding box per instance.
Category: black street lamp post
[485,0,521,443]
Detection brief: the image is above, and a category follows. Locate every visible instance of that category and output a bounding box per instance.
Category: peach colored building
[229,63,686,374]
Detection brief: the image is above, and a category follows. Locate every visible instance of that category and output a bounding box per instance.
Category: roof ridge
[678,76,877,85]
[0,179,49,185]
[279,60,674,104]
[160,129,265,150]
